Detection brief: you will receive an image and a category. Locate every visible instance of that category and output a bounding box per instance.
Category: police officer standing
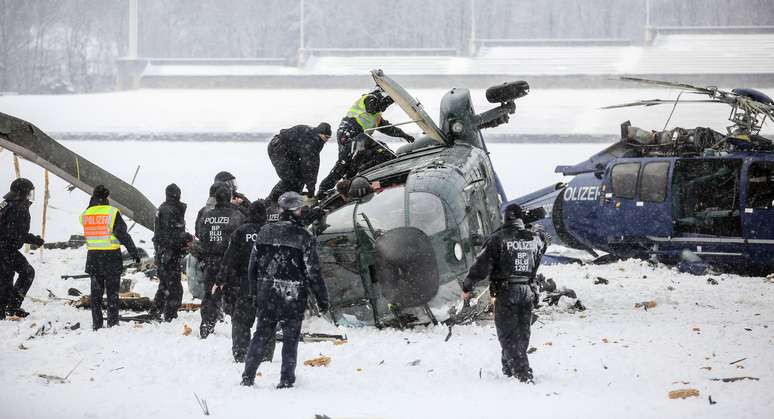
[0,178,44,319]
[218,199,275,362]
[81,185,141,330]
[316,88,414,199]
[266,122,332,202]
[195,185,245,338]
[461,203,548,383]
[150,184,193,321]
[241,192,329,389]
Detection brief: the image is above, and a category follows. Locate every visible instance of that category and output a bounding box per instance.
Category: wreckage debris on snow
[72,293,201,313]
[304,356,331,367]
[710,376,759,383]
[634,301,657,310]
[668,389,700,399]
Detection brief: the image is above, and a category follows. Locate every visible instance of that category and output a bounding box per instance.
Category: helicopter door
[606,161,641,239]
[743,160,774,243]
[632,160,673,237]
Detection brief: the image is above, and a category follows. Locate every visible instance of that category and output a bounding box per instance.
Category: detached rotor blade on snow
[0,112,157,231]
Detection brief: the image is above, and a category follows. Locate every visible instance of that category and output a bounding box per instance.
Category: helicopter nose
[374,226,440,308]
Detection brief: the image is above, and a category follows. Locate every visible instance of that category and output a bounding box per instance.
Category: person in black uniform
[81,185,142,330]
[241,192,329,389]
[0,178,44,319]
[150,184,193,321]
[316,88,414,199]
[461,203,549,383]
[266,122,332,202]
[195,185,245,338]
[217,199,275,362]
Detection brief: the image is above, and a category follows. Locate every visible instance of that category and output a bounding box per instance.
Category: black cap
[165,183,181,200]
[214,171,235,182]
[93,185,110,200]
[277,192,304,211]
[504,203,523,224]
[209,182,226,197]
[315,122,332,137]
[249,199,267,222]
[10,178,34,194]
[349,177,372,198]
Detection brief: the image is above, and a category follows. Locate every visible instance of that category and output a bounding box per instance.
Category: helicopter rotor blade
[618,76,720,96]
[601,99,720,110]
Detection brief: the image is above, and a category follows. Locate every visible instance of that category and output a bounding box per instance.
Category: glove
[133,254,142,264]
[318,301,330,314]
[31,235,45,247]
[403,135,415,143]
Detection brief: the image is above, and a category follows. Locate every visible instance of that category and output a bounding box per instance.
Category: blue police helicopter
[509,77,774,275]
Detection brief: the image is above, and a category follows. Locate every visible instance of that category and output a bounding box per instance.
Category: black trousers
[242,309,302,384]
[231,293,276,362]
[90,273,120,330]
[494,284,534,377]
[268,152,304,202]
[199,255,224,338]
[0,250,35,317]
[152,251,183,322]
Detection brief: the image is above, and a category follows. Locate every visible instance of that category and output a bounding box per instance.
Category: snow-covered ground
[1,136,772,418]
[1,87,772,136]
[0,249,772,419]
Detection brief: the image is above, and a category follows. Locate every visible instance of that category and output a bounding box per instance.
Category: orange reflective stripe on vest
[80,205,121,251]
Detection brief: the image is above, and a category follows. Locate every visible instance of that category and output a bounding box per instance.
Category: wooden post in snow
[41,169,50,254]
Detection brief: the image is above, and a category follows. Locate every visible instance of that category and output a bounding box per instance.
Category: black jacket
[268,125,326,193]
[196,199,248,229]
[84,201,140,276]
[248,216,328,316]
[195,203,245,257]
[219,220,264,288]
[152,199,189,254]
[462,222,549,294]
[0,193,37,253]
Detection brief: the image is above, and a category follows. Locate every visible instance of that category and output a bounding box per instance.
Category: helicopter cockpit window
[611,162,640,200]
[640,162,670,203]
[408,192,446,236]
[355,186,406,236]
[748,162,774,209]
[321,202,356,234]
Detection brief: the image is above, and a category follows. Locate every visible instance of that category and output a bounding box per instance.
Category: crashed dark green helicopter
[313,70,529,327]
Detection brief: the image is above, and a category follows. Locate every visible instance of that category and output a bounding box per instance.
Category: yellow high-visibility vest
[80,205,121,251]
[346,94,382,131]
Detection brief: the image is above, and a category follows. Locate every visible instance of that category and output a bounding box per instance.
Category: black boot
[147,307,161,321]
[516,368,534,384]
[276,378,294,389]
[240,375,254,387]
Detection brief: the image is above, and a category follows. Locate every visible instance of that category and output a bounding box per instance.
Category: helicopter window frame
[639,161,671,203]
[747,161,774,210]
[611,162,641,200]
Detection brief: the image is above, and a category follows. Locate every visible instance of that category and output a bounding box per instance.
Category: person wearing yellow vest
[316,88,415,199]
[81,185,141,330]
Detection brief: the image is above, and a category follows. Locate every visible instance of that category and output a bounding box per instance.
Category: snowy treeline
[1,0,773,93]
[0,0,125,94]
